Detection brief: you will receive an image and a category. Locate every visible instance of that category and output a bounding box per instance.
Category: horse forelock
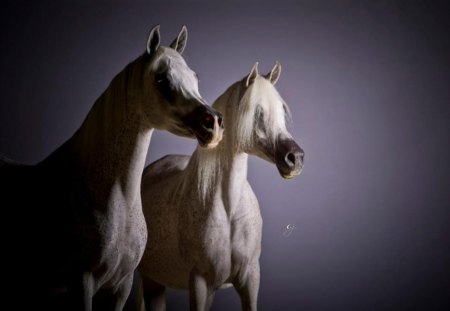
[234,76,290,150]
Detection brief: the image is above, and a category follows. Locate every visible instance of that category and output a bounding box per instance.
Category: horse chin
[195,133,219,149]
[202,141,220,149]
[281,172,299,179]
[172,125,218,148]
[278,167,302,179]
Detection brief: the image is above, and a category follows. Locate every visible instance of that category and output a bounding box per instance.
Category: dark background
[1,0,449,310]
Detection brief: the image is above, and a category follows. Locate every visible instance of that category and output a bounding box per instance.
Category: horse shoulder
[230,181,263,265]
[241,181,261,217]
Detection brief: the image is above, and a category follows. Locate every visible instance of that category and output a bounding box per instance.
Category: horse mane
[183,75,291,203]
[233,76,291,150]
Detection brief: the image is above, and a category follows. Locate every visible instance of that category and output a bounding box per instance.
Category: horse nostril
[203,113,215,129]
[286,152,296,166]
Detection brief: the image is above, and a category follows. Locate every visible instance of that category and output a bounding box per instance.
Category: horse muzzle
[275,138,304,179]
[183,104,224,149]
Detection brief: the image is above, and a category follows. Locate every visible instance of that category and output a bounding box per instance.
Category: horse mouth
[180,103,224,148]
[175,123,220,148]
[193,128,221,149]
[281,169,302,179]
[275,138,304,180]
[277,163,303,179]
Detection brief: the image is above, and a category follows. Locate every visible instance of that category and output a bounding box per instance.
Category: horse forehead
[264,83,287,109]
[155,49,190,71]
[247,79,283,109]
[169,60,193,78]
[250,81,289,128]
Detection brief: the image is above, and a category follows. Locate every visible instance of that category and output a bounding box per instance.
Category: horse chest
[180,207,233,279]
[72,197,147,289]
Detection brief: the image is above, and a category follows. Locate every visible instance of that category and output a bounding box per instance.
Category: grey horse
[138,62,304,311]
[0,25,223,310]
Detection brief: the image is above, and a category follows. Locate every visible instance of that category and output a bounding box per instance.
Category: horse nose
[285,149,304,169]
[202,109,223,131]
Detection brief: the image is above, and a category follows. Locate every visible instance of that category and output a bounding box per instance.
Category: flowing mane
[182,75,292,203]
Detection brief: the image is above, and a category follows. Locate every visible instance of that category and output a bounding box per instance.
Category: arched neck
[52,57,153,205]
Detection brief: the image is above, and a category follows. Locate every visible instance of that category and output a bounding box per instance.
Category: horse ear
[246,62,259,87]
[265,61,281,85]
[146,25,161,55]
[170,25,188,54]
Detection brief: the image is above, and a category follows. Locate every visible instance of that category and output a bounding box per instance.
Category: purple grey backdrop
[1,1,449,310]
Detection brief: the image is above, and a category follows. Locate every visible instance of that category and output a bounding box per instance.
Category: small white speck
[283,224,297,237]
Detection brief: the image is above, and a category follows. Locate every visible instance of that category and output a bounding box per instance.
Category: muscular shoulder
[241,181,258,207]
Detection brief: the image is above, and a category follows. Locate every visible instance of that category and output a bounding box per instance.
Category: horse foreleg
[68,272,95,311]
[102,272,134,311]
[233,262,260,311]
[189,268,210,311]
[205,290,216,311]
[142,274,166,311]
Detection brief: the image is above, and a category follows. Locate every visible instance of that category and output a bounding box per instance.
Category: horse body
[32,66,153,293]
[0,25,223,310]
[139,63,304,311]
[140,152,261,292]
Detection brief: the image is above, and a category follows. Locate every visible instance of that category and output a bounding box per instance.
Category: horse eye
[255,108,265,127]
[154,73,174,102]
[155,73,168,84]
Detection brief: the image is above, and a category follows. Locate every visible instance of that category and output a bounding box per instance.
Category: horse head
[140,25,223,148]
[225,62,304,178]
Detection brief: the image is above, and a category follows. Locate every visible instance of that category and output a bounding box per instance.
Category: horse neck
[67,57,153,204]
[185,126,249,217]
[214,83,250,214]
[220,148,249,216]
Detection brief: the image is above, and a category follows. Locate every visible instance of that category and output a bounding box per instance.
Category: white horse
[0,25,223,310]
[138,62,304,311]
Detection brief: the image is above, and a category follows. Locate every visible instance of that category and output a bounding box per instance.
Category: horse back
[142,154,190,184]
